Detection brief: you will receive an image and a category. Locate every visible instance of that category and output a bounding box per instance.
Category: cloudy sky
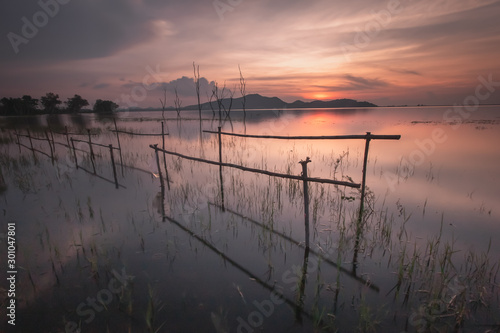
[1,0,500,107]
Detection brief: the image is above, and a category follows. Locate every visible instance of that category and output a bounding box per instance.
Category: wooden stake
[26,129,36,160]
[161,122,170,190]
[109,144,119,189]
[64,126,71,154]
[299,157,312,248]
[49,127,56,151]
[153,144,165,190]
[218,126,225,211]
[14,128,21,153]
[70,138,78,169]
[358,132,372,225]
[87,129,96,174]
[45,130,54,163]
[26,129,34,151]
[112,118,124,176]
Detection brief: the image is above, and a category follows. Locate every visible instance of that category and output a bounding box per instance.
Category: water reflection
[1,106,499,332]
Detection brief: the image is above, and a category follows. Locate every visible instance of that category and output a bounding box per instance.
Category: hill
[180,93,376,110]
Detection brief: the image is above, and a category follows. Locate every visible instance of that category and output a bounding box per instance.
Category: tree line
[0,93,119,116]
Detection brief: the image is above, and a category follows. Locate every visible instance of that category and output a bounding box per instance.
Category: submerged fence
[13,121,171,189]
[149,126,401,248]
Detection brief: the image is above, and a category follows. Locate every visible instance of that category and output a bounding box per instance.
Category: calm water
[1,106,499,332]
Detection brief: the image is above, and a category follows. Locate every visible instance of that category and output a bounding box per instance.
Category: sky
[1,0,500,108]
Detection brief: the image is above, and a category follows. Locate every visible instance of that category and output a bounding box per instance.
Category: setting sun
[306,92,335,100]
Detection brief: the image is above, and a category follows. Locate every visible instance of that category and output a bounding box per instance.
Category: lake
[1,106,499,332]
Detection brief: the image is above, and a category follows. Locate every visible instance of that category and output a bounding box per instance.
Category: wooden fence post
[218,126,225,211]
[65,126,71,151]
[87,129,96,173]
[14,128,21,153]
[70,138,78,169]
[153,144,165,190]
[358,132,372,225]
[109,144,119,189]
[161,121,170,190]
[299,157,311,248]
[49,127,56,151]
[45,130,54,163]
[26,129,36,159]
[112,118,124,176]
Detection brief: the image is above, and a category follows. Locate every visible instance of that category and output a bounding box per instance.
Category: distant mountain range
[166,93,377,111]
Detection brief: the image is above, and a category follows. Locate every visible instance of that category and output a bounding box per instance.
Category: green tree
[40,92,62,114]
[65,94,89,113]
[93,99,119,113]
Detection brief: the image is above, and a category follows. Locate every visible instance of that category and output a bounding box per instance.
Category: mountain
[181,93,376,110]
[287,98,377,108]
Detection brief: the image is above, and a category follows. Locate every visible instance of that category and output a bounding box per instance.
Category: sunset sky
[1,0,500,108]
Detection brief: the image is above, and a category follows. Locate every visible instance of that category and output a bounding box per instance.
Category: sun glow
[307,92,334,100]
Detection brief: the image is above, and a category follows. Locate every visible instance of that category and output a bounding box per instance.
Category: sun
[305,92,335,100]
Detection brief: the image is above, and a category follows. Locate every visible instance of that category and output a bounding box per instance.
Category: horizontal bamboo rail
[149,145,360,188]
[203,130,401,141]
[110,129,169,137]
[71,138,120,150]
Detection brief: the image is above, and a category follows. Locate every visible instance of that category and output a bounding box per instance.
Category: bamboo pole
[109,129,167,136]
[149,145,360,188]
[203,130,400,141]
[113,118,124,176]
[109,144,119,189]
[70,138,78,169]
[26,129,36,160]
[358,132,372,225]
[44,130,54,163]
[65,126,71,155]
[49,127,56,152]
[153,144,165,190]
[218,126,225,211]
[26,129,34,151]
[71,139,120,150]
[87,130,95,160]
[299,157,311,248]
[87,130,96,173]
[161,122,170,190]
[14,128,21,153]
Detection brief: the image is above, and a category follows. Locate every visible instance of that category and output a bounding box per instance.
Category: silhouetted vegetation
[0,95,39,115]
[0,93,118,116]
[65,94,89,113]
[40,92,62,113]
[93,99,119,113]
